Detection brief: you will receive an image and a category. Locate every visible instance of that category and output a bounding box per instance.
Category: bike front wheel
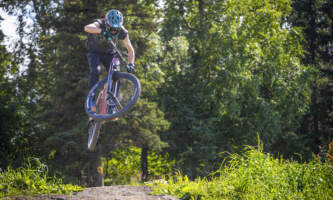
[85,72,141,121]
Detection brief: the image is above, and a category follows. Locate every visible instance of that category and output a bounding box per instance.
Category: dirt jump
[6,185,178,200]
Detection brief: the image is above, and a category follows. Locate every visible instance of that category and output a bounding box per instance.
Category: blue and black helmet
[105,9,123,28]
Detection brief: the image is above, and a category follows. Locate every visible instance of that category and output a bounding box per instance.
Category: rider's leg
[87,52,101,123]
[87,52,101,90]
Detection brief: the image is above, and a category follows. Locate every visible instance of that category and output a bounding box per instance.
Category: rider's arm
[84,22,102,34]
[122,35,135,64]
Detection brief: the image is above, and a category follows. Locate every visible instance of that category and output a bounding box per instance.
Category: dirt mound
[6,185,178,200]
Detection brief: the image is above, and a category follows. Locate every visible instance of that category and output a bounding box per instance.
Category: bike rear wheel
[87,83,108,151]
[85,72,141,121]
[87,121,101,151]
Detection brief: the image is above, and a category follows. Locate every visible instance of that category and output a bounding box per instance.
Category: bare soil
[5,185,178,200]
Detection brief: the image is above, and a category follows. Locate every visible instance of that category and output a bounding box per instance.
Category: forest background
[0,0,332,187]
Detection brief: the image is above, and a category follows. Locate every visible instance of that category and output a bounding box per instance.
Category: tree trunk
[141,146,149,182]
[87,152,104,187]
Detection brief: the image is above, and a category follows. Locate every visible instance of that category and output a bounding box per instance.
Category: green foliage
[0,40,19,168]
[288,0,333,156]
[0,158,82,198]
[0,27,36,169]
[103,146,175,185]
[159,0,315,177]
[100,98,170,153]
[150,142,333,200]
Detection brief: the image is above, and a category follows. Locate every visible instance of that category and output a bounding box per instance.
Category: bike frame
[98,57,119,115]
[86,56,120,119]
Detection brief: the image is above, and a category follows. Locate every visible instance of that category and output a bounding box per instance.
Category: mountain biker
[84,9,135,121]
[84,9,135,90]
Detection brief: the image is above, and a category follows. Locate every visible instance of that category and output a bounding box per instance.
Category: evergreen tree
[0,18,35,168]
[0,25,17,168]
[288,0,333,156]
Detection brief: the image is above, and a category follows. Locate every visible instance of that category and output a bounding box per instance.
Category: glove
[127,63,135,73]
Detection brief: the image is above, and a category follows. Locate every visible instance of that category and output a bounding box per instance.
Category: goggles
[107,26,121,34]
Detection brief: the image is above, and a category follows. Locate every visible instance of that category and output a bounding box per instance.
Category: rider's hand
[127,63,135,73]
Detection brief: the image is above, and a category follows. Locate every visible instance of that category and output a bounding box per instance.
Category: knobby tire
[87,121,101,151]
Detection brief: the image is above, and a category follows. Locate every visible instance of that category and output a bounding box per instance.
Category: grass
[149,141,333,200]
[0,158,82,198]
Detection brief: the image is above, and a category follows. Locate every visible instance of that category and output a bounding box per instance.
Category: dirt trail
[7,185,178,200]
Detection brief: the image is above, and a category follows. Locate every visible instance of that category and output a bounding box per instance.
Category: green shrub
[150,142,333,200]
[0,158,82,198]
[103,146,175,185]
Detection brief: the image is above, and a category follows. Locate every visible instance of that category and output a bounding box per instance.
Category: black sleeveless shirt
[86,19,128,54]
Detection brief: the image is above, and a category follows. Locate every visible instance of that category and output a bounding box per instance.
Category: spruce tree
[288,0,333,156]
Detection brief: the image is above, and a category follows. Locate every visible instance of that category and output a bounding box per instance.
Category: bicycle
[85,40,141,151]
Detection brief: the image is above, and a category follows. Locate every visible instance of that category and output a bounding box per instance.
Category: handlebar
[107,39,134,73]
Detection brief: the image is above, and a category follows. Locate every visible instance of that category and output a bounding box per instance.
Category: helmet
[105,9,123,28]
